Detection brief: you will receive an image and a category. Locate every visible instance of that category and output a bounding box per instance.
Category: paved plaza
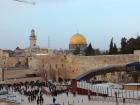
[19,93,139,105]
[0,82,140,105]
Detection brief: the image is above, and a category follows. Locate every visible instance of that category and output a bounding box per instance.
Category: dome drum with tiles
[69,33,87,52]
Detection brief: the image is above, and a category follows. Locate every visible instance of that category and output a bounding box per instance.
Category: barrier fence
[77,81,140,103]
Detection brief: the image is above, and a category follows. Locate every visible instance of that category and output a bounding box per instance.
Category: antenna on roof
[137,32,139,37]
[48,36,50,49]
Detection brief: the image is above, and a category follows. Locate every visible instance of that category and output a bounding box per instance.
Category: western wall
[66,54,139,75]
[28,50,140,80]
[0,50,140,83]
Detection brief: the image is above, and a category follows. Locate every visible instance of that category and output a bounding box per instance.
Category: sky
[0,0,140,50]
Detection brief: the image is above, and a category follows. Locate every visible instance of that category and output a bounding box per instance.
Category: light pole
[115,91,118,105]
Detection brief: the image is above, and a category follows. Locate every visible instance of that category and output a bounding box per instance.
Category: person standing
[37,96,40,105]
[123,98,125,105]
[66,91,68,96]
[88,91,91,101]
[53,97,56,104]
[28,96,31,103]
[37,98,39,105]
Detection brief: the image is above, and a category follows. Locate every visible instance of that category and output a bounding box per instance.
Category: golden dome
[70,33,87,45]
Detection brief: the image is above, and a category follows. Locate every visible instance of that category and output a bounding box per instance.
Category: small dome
[31,29,35,33]
[30,29,35,37]
[70,33,87,45]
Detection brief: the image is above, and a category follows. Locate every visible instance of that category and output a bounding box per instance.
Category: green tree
[126,36,140,54]
[102,50,109,55]
[126,38,136,54]
[73,47,80,55]
[84,43,95,56]
[109,37,114,54]
[113,43,118,54]
[121,37,127,54]
[94,49,101,55]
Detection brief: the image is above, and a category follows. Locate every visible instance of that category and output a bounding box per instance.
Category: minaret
[29,29,37,49]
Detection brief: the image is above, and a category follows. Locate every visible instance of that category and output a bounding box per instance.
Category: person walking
[53,97,56,104]
[123,98,125,105]
[37,96,40,105]
[28,96,31,103]
[88,91,91,101]
[37,98,39,105]
[41,97,44,105]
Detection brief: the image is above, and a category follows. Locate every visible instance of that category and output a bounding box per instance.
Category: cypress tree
[113,43,118,54]
[109,37,114,54]
[85,43,95,56]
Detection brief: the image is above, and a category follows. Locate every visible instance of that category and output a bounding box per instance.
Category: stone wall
[28,53,139,80]
[0,68,41,83]
[68,54,139,77]
[1,51,140,83]
[5,77,43,84]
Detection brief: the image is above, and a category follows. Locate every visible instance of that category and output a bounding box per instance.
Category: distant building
[30,29,37,49]
[69,33,87,53]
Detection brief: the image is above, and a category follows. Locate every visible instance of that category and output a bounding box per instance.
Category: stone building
[69,33,87,53]
[0,49,9,59]
[30,29,37,49]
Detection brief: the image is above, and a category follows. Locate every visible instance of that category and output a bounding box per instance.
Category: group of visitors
[0,81,70,105]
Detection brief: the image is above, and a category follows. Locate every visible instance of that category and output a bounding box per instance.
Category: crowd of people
[0,81,70,105]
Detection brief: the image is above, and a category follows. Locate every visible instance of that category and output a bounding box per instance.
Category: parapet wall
[70,54,139,66]
[0,68,40,83]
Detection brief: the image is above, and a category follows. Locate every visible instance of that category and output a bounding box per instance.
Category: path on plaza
[19,93,139,105]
